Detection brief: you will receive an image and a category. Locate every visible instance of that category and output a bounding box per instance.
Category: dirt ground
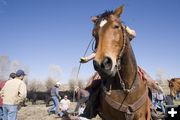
[17,101,101,120]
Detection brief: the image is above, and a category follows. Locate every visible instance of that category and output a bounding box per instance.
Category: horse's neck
[119,40,137,89]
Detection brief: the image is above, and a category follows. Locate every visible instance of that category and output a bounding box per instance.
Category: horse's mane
[171,78,180,82]
[95,10,125,26]
[98,10,113,19]
[96,10,113,23]
[170,78,180,88]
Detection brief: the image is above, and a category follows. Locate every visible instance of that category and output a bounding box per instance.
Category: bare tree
[0,56,30,81]
[48,64,62,82]
[68,78,75,91]
[28,79,45,92]
[68,66,83,88]
[155,68,169,84]
[45,77,57,92]
[78,79,84,88]
[0,56,10,79]
[28,79,39,92]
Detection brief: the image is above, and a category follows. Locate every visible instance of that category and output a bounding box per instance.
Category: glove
[60,96,61,100]
[80,57,88,63]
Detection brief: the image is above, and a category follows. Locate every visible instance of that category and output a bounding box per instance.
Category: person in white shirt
[154,82,165,114]
[59,95,71,117]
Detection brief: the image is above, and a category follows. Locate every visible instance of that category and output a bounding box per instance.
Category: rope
[75,37,94,82]
[92,40,96,52]
[73,38,94,102]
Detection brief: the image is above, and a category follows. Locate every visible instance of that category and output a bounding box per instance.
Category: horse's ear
[114,5,124,17]
[91,16,98,23]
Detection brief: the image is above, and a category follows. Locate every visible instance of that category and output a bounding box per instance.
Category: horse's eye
[169,83,174,87]
[92,30,97,37]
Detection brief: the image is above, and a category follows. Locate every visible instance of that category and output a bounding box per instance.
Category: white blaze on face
[100,19,107,27]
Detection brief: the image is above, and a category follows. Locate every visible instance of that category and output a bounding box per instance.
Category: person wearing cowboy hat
[48,81,61,116]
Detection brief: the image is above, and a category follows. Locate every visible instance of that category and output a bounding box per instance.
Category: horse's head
[92,5,125,77]
[168,78,177,98]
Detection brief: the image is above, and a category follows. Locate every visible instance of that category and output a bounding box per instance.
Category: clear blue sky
[0,0,180,83]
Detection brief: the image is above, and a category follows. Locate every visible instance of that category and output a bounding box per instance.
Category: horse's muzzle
[93,57,115,77]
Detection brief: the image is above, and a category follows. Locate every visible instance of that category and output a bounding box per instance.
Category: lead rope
[75,37,95,82]
[73,38,94,102]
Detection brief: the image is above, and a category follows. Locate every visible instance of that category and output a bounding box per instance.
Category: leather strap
[102,87,148,115]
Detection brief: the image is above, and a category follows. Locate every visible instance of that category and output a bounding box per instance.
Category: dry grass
[17,101,101,120]
[15,100,180,120]
[174,99,180,105]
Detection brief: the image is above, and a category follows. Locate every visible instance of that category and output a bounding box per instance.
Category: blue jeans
[155,100,165,113]
[3,104,18,120]
[159,101,166,113]
[0,107,3,120]
[48,96,59,114]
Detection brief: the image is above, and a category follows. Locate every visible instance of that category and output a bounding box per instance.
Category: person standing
[48,82,61,115]
[0,81,6,120]
[1,70,27,120]
[74,87,90,113]
[155,90,165,114]
[0,72,17,120]
[8,73,16,80]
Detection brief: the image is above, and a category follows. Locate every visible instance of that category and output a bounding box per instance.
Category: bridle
[92,16,143,89]
[115,25,136,93]
[99,24,137,94]
[95,22,148,120]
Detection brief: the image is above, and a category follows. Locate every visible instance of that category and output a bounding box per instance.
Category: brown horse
[92,5,149,120]
[168,78,180,98]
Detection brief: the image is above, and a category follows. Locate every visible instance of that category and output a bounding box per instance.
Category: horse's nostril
[93,57,112,72]
[101,57,112,71]
[93,60,100,71]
